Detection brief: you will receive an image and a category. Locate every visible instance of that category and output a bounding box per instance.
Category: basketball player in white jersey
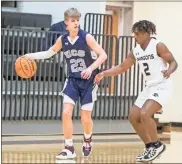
[94,20,178,162]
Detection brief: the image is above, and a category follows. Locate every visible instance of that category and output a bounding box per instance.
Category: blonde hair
[64,8,81,20]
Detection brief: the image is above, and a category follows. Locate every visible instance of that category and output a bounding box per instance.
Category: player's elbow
[101,54,107,65]
[47,47,57,58]
[175,60,178,70]
[101,50,107,61]
[118,64,128,73]
[171,59,178,70]
[103,53,107,61]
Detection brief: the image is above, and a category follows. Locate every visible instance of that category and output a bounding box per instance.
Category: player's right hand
[81,67,93,79]
[94,72,104,84]
[161,70,171,79]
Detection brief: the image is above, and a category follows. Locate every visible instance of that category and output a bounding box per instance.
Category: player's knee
[129,112,140,124]
[81,118,91,125]
[62,109,72,119]
[140,110,148,121]
[81,114,92,125]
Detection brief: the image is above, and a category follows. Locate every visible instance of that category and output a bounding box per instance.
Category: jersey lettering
[64,49,85,58]
[136,54,154,61]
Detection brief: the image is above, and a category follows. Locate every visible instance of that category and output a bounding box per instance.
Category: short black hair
[132,20,156,35]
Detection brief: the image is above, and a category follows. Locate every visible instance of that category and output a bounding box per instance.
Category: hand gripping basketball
[15,56,37,79]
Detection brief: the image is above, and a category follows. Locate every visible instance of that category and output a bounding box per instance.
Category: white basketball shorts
[134,79,172,108]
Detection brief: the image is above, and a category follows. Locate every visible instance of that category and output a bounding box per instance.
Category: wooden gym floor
[2,129,182,163]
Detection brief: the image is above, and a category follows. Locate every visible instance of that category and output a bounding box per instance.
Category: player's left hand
[161,70,171,79]
[81,67,93,79]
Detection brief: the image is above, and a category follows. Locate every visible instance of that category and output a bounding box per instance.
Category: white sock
[84,132,92,139]
[65,139,73,146]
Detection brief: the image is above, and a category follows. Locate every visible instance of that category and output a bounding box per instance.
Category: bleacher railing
[1,28,143,121]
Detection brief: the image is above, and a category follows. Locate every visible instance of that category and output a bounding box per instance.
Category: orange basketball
[15,56,37,79]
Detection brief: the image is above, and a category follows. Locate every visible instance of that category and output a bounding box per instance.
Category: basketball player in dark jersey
[24,8,107,159]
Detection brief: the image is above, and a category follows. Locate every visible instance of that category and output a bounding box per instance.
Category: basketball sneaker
[82,135,92,157]
[136,148,150,162]
[56,145,76,160]
[140,144,166,162]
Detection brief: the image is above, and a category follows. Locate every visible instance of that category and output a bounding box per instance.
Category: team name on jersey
[136,53,154,61]
[64,49,86,58]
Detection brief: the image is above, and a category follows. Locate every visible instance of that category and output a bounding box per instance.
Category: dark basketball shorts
[61,77,98,111]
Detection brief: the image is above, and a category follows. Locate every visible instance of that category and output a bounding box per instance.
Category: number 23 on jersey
[70,58,87,72]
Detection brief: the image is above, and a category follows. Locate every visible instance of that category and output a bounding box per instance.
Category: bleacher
[2,11,52,30]
[1,11,143,123]
[2,11,66,82]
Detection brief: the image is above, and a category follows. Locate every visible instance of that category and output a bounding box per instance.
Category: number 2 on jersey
[143,63,151,76]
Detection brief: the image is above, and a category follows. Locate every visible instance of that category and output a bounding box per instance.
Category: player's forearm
[25,48,57,60]
[167,60,178,74]
[103,65,127,77]
[89,51,107,71]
